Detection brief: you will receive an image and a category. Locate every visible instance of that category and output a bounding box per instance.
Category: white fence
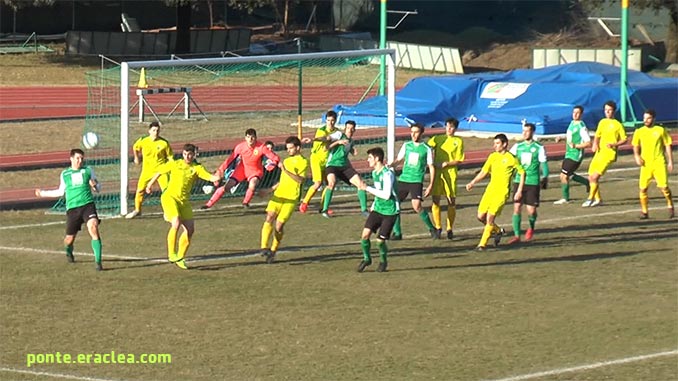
[532,48,642,71]
[388,42,464,74]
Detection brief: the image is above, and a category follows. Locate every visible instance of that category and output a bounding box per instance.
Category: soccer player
[357,147,399,273]
[466,134,525,251]
[146,144,222,269]
[389,123,437,240]
[299,110,340,213]
[554,105,591,204]
[126,121,173,219]
[632,109,674,219]
[320,120,369,217]
[582,100,628,207]
[507,123,548,244]
[427,117,465,239]
[202,128,279,209]
[260,136,309,263]
[35,148,103,271]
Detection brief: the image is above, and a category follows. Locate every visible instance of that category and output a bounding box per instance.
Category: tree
[228,0,300,37]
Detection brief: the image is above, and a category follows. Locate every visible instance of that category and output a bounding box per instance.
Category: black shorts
[512,183,540,207]
[364,211,398,240]
[397,181,423,201]
[560,158,583,177]
[66,202,99,236]
[326,165,358,185]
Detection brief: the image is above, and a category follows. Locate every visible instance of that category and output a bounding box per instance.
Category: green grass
[1,158,676,381]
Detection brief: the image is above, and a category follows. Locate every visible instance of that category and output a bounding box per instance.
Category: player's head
[572,105,584,121]
[410,123,425,142]
[493,134,509,152]
[70,148,85,169]
[285,136,301,156]
[604,101,617,119]
[264,140,275,150]
[345,120,356,138]
[445,118,459,136]
[366,147,385,168]
[643,108,656,127]
[245,128,257,146]
[149,121,160,139]
[182,143,197,163]
[325,110,338,129]
[522,123,536,141]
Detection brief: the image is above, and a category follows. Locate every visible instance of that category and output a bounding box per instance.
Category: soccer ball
[82,132,99,149]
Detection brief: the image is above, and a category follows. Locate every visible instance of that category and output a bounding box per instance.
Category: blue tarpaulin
[334,62,678,135]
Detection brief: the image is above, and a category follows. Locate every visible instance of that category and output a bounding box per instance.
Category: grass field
[1,154,676,381]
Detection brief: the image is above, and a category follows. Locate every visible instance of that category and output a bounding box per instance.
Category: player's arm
[466,169,488,191]
[132,138,143,165]
[632,134,644,167]
[279,161,306,184]
[424,148,435,197]
[366,171,395,200]
[145,162,171,193]
[575,127,591,149]
[89,167,102,193]
[388,144,406,169]
[217,148,239,173]
[263,147,280,165]
[664,133,673,172]
[513,169,526,202]
[35,173,66,198]
[610,128,628,149]
[197,165,222,183]
[538,146,549,189]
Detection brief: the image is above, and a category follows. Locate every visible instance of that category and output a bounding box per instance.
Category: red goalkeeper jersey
[218,141,279,179]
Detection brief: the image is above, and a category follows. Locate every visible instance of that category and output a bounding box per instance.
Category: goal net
[52,49,395,215]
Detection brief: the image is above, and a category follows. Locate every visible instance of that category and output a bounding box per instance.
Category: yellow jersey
[273,154,309,201]
[481,151,524,199]
[158,159,212,203]
[133,136,173,174]
[310,126,336,159]
[594,118,627,161]
[427,134,465,176]
[632,125,672,165]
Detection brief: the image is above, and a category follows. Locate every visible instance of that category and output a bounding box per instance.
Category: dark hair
[367,147,384,162]
[264,140,275,148]
[70,148,85,157]
[245,128,257,137]
[573,105,584,113]
[445,118,459,128]
[644,108,656,118]
[326,110,338,119]
[411,123,425,134]
[524,123,536,132]
[494,134,508,145]
[604,100,617,111]
[183,143,197,153]
[345,120,356,128]
[285,136,301,147]
[149,121,160,128]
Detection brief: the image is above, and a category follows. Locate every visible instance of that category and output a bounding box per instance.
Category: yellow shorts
[265,196,296,223]
[432,171,457,197]
[310,154,328,182]
[588,153,615,176]
[161,193,193,222]
[477,191,507,216]
[137,171,169,192]
[639,162,669,189]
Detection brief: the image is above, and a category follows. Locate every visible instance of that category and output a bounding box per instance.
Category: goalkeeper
[507,122,549,244]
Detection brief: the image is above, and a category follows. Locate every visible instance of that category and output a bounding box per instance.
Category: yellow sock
[661,187,674,208]
[167,227,178,258]
[479,224,494,247]
[431,203,441,229]
[177,232,190,260]
[271,230,283,252]
[447,207,456,231]
[320,188,327,209]
[639,190,649,214]
[302,186,317,205]
[589,182,599,200]
[134,191,144,212]
[261,221,273,249]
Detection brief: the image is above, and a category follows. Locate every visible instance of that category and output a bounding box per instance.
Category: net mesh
[52,53,389,215]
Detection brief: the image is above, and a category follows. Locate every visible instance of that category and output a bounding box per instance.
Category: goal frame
[119,48,397,215]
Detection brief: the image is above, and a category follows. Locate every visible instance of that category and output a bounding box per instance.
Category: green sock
[561,183,570,200]
[65,245,73,257]
[528,214,537,230]
[322,188,334,212]
[357,189,367,212]
[377,240,388,263]
[91,239,102,264]
[419,210,435,230]
[393,215,402,236]
[360,239,371,262]
[572,174,589,187]
[512,214,521,237]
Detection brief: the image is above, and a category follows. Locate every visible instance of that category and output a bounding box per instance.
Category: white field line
[0,366,125,381]
[484,349,678,381]
[0,221,65,230]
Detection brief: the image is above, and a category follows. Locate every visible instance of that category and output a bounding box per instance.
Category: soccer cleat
[95,262,103,272]
[581,199,594,207]
[66,253,75,263]
[266,251,277,264]
[125,210,140,219]
[200,205,211,210]
[357,259,372,273]
[259,249,271,258]
[391,234,402,241]
[493,228,505,247]
[321,211,331,219]
[174,259,188,270]
[361,210,370,217]
[525,228,534,241]
[447,230,454,240]
[299,202,308,213]
[242,203,250,209]
[376,262,388,272]
[669,207,675,219]
[475,246,486,252]
[168,252,178,263]
[590,200,602,207]
[430,228,442,239]
[639,213,649,220]
[553,199,569,205]
[507,236,521,245]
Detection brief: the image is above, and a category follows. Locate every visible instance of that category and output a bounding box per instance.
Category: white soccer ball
[202,185,215,194]
[82,132,99,149]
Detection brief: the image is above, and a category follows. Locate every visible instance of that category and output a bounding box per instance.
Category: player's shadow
[96,256,169,271]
